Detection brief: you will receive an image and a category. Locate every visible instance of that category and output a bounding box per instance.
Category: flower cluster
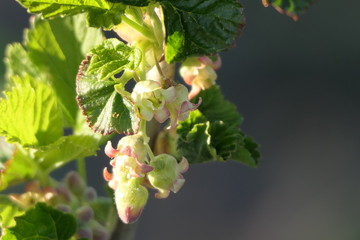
[103,134,189,224]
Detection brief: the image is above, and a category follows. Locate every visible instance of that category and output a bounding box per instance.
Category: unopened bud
[77,225,93,239]
[55,185,72,203]
[92,224,110,240]
[65,171,85,197]
[76,205,94,223]
[56,204,71,213]
[115,178,148,224]
[84,187,98,202]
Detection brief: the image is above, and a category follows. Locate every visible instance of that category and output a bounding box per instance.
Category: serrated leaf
[160,0,245,63]
[76,56,140,135]
[16,0,125,28]
[4,43,43,82]
[2,203,76,240]
[263,0,315,20]
[0,76,62,147]
[177,87,260,166]
[0,195,24,229]
[86,38,142,81]
[193,85,243,126]
[25,14,104,125]
[0,145,36,191]
[35,135,99,172]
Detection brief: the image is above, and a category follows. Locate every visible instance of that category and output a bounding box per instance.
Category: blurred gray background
[1,0,360,239]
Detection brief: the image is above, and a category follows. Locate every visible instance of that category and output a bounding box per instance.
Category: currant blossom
[103,135,153,223]
[147,154,189,199]
[131,81,201,128]
[179,55,221,99]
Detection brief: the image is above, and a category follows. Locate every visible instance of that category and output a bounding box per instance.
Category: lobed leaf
[160,0,245,63]
[16,0,125,28]
[2,203,76,240]
[263,0,315,20]
[35,135,99,172]
[0,76,63,148]
[76,52,141,135]
[177,86,260,166]
[24,15,104,125]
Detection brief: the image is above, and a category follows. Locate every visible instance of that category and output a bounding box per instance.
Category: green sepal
[2,203,76,240]
[160,0,245,63]
[15,0,125,28]
[76,55,141,135]
[263,0,315,20]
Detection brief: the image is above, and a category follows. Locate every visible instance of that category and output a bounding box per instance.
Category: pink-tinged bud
[179,55,220,99]
[76,206,94,223]
[147,154,189,198]
[84,187,98,202]
[56,204,71,213]
[64,171,85,197]
[92,224,110,240]
[77,225,93,239]
[114,178,148,224]
[55,185,72,203]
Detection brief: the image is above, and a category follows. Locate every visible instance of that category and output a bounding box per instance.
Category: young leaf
[24,15,103,126]
[0,195,24,229]
[232,136,260,168]
[16,0,125,28]
[35,135,99,172]
[160,0,245,63]
[263,0,315,20]
[0,76,63,147]
[4,43,43,82]
[2,203,76,240]
[76,55,141,135]
[86,38,142,81]
[0,145,36,191]
[106,0,151,7]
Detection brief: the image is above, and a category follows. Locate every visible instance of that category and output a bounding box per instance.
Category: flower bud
[77,225,93,239]
[76,205,94,223]
[56,204,71,213]
[114,178,148,224]
[64,171,85,197]
[92,223,110,240]
[179,55,220,99]
[147,154,189,199]
[84,187,98,202]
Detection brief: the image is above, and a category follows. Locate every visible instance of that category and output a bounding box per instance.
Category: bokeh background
[1,0,360,239]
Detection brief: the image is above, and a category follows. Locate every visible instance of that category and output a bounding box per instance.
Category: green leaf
[263,0,315,20]
[4,43,44,82]
[76,55,141,135]
[160,0,245,63]
[90,197,116,227]
[176,86,260,166]
[0,145,36,191]
[2,203,76,240]
[86,38,142,81]
[35,135,99,172]
[177,110,216,163]
[0,195,24,229]
[25,14,104,125]
[106,0,151,7]
[192,85,243,126]
[0,76,63,147]
[16,0,125,28]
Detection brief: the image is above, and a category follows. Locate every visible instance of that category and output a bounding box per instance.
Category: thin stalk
[77,158,87,183]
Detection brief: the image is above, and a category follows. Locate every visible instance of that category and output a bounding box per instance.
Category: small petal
[154,107,170,123]
[178,157,189,174]
[155,189,170,199]
[103,168,113,182]
[171,178,185,193]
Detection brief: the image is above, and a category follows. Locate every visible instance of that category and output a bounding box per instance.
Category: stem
[121,15,154,40]
[77,158,87,183]
[110,221,138,240]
